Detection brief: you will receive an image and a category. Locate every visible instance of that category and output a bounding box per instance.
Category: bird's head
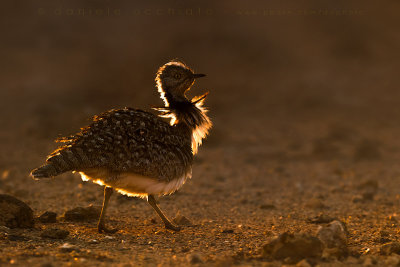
[156,61,205,106]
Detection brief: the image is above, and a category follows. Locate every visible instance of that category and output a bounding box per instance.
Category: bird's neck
[164,91,187,104]
[156,91,212,154]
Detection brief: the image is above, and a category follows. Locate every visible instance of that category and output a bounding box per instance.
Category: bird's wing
[49,108,192,180]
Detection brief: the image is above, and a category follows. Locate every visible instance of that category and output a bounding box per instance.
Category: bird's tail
[30,150,80,179]
[30,163,60,179]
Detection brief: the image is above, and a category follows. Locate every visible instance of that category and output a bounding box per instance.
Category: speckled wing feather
[43,108,193,182]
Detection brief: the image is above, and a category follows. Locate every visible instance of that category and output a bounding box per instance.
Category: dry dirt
[1,1,400,266]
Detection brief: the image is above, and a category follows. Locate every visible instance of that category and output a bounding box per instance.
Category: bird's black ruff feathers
[152,92,209,128]
[153,92,211,154]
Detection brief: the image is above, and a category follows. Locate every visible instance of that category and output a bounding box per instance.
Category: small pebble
[6,234,29,241]
[187,253,203,264]
[380,242,400,255]
[63,205,101,221]
[39,211,57,223]
[307,214,336,224]
[104,235,115,240]
[181,247,190,253]
[59,243,79,252]
[262,232,323,263]
[363,256,377,267]
[0,226,10,233]
[357,179,379,191]
[41,228,69,239]
[362,192,374,201]
[260,204,276,210]
[352,195,364,203]
[305,198,326,209]
[296,259,312,267]
[385,254,400,266]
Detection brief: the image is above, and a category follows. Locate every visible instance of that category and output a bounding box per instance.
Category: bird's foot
[165,222,181,232]
[98,224,118,234]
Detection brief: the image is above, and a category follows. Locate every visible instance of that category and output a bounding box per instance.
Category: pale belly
[78,169,192,199]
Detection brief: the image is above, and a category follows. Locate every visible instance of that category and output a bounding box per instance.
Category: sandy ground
[1,1,400,266]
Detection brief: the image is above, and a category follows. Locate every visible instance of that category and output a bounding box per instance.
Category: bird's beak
[193,73,206,79]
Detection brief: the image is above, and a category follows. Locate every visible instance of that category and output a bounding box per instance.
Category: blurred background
[2,1,400,264]
[1,0,400,208]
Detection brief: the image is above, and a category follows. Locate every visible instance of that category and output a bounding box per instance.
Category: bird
[30,60,212,233]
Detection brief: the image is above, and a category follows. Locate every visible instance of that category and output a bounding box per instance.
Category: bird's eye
[174,73,181,79]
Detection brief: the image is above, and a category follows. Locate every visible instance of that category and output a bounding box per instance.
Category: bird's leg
[98,186,118,233]
[147,194,181,231]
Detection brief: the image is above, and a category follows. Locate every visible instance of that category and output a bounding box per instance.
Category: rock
[63,205,101,221]
[363,256,377,266]
[261,263,278,267]
[39,211,57,223]
[262,232,323,263]
[41,228,69,239]
[380,242,400,255]
[361,192,374,201]
[317,220,348,244]
[221,229,234,234]
[260,204,276,210]
[104,235,115,240]
[214,257,235,267]
[307,214,336,224]
[187,253,203,264]
[172,214,193,226]
[6,234,29,241]
[353,194,375,203]
[59,243,79,252]
[0,225,10,233]
[305,198,326,209]
[385,254,400,266]
[317,220,348,259]
[296,259,312,267]
[321,247,346,260]
[0,194,34,228]
[352,195,364,203]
